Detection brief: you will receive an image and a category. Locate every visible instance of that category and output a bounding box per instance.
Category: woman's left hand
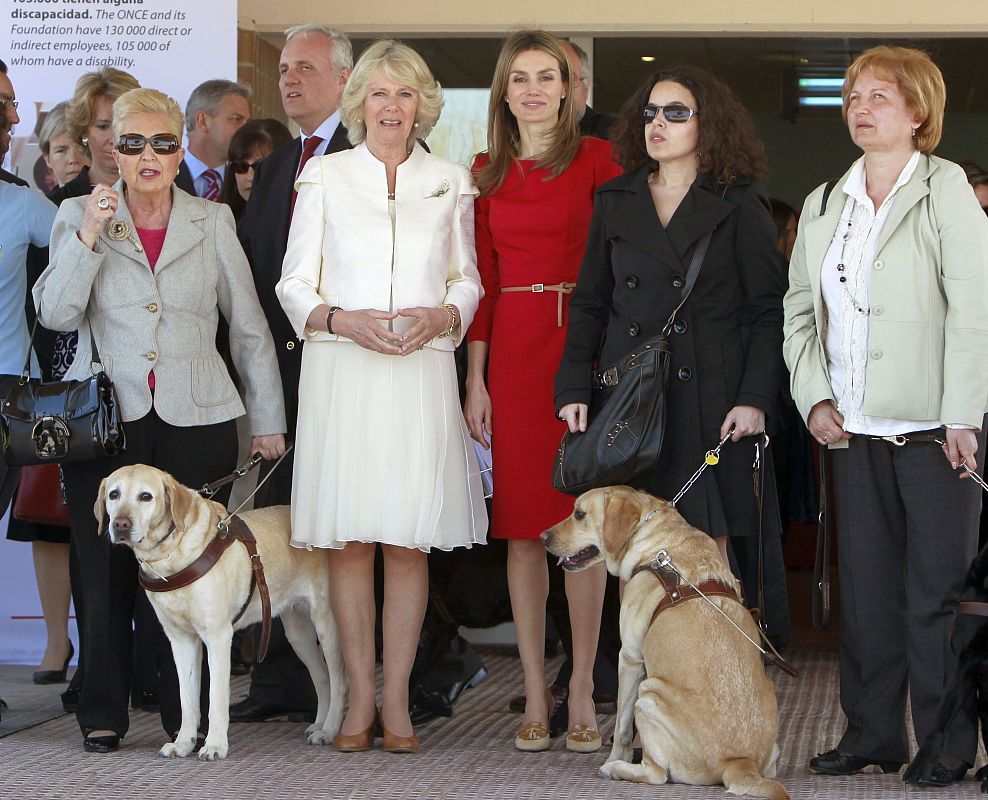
[942,428,979,478]
[251,434,287,461]
[720,405,766,442]
[396,306,455,354]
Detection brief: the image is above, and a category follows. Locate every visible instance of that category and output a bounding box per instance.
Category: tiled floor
[2,648,985,799]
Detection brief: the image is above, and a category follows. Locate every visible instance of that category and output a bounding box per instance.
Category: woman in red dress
[465,30,621,753]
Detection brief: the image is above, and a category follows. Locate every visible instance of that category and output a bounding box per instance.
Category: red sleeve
[467,153,498,344]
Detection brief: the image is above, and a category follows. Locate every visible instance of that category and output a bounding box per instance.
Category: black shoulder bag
[552,229,713,495]
[1,320,126,466]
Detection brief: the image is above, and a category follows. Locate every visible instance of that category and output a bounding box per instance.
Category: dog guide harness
[138,514,273,663]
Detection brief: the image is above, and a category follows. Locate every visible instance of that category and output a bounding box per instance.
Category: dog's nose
[539,530,551,546]
[112,517,133,539]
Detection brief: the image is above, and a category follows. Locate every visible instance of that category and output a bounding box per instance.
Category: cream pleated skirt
[290,339,488,551]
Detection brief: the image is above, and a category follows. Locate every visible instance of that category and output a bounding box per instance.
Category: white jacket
[276,143,482,349]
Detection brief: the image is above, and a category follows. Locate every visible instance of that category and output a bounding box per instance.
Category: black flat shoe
[809,748,902,775]
[33,641,74,685]
[913,761,968,786]
[83,732,120,753]
[61,685,80,712]
[229,696,314,723]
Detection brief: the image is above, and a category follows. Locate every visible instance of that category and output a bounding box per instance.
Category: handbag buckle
[531,283,544,292]
[31,415,71,460]
[601,367,619,387]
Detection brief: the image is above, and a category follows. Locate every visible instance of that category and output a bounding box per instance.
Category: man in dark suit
[561,40,617,140]
[230,23,353,723]
[175,79,251,198]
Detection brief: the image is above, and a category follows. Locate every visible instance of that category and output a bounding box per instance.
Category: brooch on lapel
[106,219,144,253]
[426,179,451,199]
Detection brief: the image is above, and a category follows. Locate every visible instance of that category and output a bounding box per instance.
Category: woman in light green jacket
[784,45,988,786]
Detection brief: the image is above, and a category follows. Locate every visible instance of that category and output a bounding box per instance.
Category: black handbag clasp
[601,368,619,387]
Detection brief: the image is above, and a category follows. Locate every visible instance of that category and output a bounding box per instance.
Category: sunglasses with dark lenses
[229,159,264,175]
[115,133,181,156]
[642,104,697,124]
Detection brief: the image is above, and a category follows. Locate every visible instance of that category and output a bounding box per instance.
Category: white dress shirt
[298,110,342,172]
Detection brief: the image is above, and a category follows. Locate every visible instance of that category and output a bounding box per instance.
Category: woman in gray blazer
[784,46,988,784]
[35,88,286,753]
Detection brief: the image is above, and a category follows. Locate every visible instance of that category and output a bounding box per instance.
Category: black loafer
[229,696,315,723]
[61,686,80,713]
[915,761,968,786]
[83,733,119,753]
[809,748,902,775]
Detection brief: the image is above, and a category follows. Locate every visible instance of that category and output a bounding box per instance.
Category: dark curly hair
[611,66,767,183]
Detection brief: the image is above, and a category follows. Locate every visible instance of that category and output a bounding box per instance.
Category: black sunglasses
[642,104,698,124]
[229,159,264,175]
[115,133,181,156]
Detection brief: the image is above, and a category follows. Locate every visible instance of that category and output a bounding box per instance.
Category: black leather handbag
[552,230,713,496]
[1,322,125,466]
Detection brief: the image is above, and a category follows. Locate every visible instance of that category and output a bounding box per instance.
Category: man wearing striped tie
[176,79,251,200]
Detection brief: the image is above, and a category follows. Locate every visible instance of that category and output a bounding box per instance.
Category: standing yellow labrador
[542,486,788,800]
[98,464,345,760]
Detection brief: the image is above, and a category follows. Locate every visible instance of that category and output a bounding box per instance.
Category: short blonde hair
[843,45,945,155]
[112,88,184,139]
[341,40,443,146]
[66,68,140,156]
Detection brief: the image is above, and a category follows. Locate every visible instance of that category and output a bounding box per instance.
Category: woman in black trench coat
[555,66,788,590]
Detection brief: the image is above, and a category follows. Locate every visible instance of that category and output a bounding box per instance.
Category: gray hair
[284,24,353,72]
[562,39,591,80]
[340,39,443,147]
[184,79,251,133]
[38,101,71,155]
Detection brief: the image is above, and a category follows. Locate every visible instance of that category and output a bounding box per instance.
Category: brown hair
[611,65,767,183]
[220,118,294,221]
[65,68,140,158]
[474,30,581,196]
[842,45,945,155]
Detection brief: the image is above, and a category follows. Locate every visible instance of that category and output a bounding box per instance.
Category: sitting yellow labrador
[542,486,788,800]
[98,464,345,760]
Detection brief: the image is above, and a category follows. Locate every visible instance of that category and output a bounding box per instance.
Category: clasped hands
[306,304,454,356]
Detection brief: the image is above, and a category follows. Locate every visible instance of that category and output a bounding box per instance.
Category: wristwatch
[326,306,341,333]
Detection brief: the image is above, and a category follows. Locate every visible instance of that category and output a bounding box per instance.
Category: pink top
[136,226,167,390]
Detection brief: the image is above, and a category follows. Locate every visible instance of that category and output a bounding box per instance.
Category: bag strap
[754,434,767,633]
[819,179,838,216]
[20,316,103,381]
[812,445,832,630]
[662,228,713,333]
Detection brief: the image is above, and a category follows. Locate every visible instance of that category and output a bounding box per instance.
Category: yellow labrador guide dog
[98,464,345,760]
[542,486,788,800]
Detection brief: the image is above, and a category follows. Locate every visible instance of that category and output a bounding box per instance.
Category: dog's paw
[159,739,195,759]
[306,728,334,746]
[197,740,228,761]
[599,761,630,781]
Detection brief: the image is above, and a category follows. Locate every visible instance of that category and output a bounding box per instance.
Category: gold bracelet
[439,303,458,338]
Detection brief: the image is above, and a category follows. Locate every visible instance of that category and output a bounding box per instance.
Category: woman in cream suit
[35,88,286,753]
[277,40,486,754]
[783,47,988,784]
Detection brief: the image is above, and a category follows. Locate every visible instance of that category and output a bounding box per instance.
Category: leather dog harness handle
[630,560,741,628]
[138,514,273,662]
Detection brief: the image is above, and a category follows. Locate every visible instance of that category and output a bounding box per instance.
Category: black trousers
[62,408,238,737]
[833,427,985,764]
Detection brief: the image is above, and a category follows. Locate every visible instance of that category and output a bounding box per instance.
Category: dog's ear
[93,477,109,534]
[602,489,643,559]
[164,474,194,534]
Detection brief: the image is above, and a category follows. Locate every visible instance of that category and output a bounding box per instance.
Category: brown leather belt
[630,558,740,627]
[499,282,575,327]
[957,601,988,617]
[139,514,273,661]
